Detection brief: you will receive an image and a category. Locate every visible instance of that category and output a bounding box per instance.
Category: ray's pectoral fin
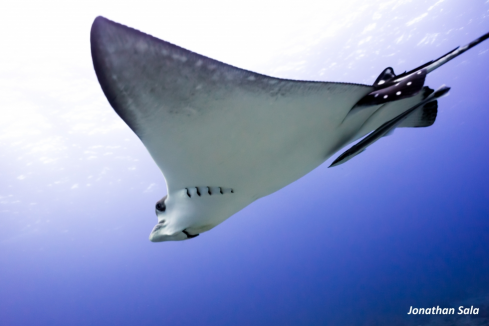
[330,86,448,168]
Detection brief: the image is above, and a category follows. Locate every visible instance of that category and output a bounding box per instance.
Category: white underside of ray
[90,17,430,239]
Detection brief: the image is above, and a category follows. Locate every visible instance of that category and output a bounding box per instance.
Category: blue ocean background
[1,1,488,325]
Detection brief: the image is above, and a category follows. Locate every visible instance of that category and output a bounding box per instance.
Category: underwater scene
[1,0,489,325]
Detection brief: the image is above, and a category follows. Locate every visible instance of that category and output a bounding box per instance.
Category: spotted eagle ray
[90,17,488,242]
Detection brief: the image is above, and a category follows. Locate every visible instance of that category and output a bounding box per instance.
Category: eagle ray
[90,17,488,242]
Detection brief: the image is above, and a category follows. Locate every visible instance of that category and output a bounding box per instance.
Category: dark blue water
[1,1,488,325]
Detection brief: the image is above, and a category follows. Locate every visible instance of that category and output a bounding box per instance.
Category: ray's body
[90,17,488,241]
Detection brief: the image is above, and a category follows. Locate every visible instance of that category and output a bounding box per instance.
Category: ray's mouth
[182,229,199,239]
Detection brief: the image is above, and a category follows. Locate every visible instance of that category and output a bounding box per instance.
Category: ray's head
[148,194,203,242]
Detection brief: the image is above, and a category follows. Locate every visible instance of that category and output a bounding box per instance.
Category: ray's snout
[149,222,200,242]
[149,225,187,242]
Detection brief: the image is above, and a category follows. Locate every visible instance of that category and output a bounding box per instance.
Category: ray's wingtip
[92,15,113,26]
[90,16,108,43]
[93,15,106,23]
[92,16,109,30]
[91,16,121,36]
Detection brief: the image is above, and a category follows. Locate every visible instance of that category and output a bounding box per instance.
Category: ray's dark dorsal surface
[90,16,488,242]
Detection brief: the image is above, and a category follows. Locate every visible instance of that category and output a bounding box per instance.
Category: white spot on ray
[378,80,385,85]
[396,91,401,95]
[384,95,388,99]
[172,54,187,62]
[135,41,148,52]
[407,82,412,86]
